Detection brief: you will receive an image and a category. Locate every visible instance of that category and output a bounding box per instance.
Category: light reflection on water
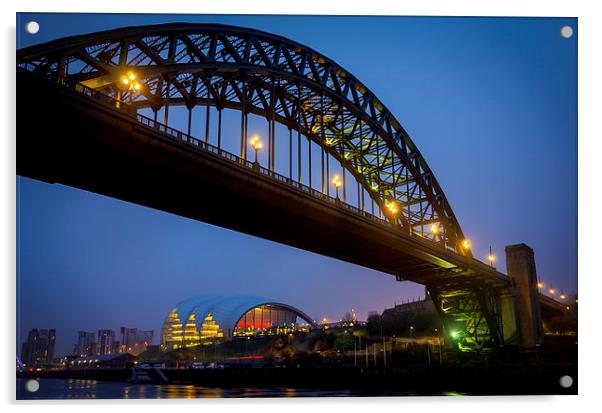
[17,378,370,399]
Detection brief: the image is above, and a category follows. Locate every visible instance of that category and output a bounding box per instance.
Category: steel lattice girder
[17,23,470,254]
[428,284,504,352]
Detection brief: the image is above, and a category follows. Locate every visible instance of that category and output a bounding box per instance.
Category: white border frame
[2,1,598,411]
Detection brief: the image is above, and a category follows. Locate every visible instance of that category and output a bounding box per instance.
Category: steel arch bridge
[17,23,521,352]
[18,23,467,253]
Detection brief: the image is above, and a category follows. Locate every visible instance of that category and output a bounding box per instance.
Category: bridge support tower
[505,243,544,350]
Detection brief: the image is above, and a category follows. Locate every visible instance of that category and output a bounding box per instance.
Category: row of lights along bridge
[119,70,499,267]
[537,281,572,301]
[252,131,498,267]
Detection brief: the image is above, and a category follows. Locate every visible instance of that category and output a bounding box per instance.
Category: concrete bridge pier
[505,244,544,350]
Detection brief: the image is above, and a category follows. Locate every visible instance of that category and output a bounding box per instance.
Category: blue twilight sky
[16,13,577,356]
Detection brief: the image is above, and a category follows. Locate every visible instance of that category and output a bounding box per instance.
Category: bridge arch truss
[17,23,469,255]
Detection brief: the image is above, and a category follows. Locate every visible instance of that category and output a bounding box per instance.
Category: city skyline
[20,326,156,360]
[17,13,577,356]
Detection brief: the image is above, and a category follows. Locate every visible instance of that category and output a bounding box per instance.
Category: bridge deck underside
[17,69,509,291]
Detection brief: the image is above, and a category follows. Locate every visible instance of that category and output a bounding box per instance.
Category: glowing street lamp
[250,135,263,163]
[332,175,342,199]
[120,70,143,103]
[560,294,566,300]
[386,200,399,216]
[121,71,142,90]
[537,282,544,289]
[461,239,471,251]
[487,245,496,267]
[430,224,440,235]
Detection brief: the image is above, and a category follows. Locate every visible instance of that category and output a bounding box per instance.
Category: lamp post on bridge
[385,199,399,226]
[250,135,263,170]
[119,70,142,105]
[488,245,496,268]
[332,175,342,201]
[430,223,449,248]
[430,224,440,236]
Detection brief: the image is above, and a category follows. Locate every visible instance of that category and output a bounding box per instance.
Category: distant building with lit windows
[96,329,115,355]
[74,331,96,357]
[111,340,121,354]
[160,295,315,351]
[119,327,154,355]
[20,328,56,368]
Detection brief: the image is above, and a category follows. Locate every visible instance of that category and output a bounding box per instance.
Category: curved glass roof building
[161,296,315,351]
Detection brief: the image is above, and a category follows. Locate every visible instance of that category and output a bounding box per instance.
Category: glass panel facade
[199,314,223,344]
[161,309,183,350]
[234,304,309,336]
[183,313,200,346]
[161,310,223,350]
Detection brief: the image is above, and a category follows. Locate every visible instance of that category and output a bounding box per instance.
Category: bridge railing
[20,67,412,236]
[135,111,393,228]
[18,63,135,115]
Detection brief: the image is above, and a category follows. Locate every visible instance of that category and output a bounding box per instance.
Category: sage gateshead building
[160,296,316,351]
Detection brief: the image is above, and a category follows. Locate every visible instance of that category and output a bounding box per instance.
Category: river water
[18,378,451,399]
